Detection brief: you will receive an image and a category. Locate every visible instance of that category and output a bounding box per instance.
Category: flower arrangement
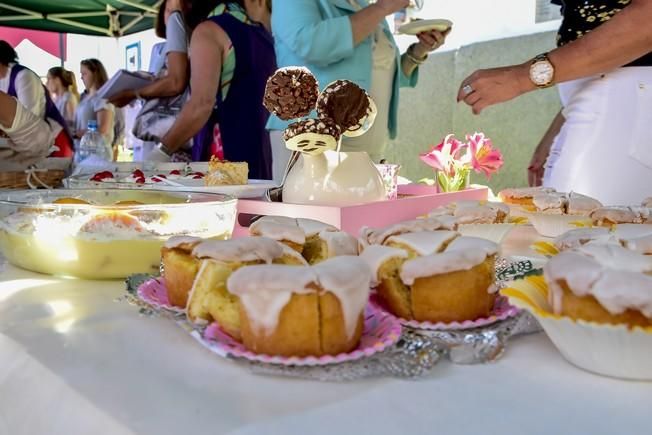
[419,132,504,192]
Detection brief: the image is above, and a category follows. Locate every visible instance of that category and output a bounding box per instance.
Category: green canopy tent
[0,0,160,37]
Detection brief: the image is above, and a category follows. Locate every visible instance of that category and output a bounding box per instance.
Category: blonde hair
[48,66,80,100]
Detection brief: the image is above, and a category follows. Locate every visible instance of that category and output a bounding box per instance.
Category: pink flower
[419,134,466,177]
[466,132,504,178]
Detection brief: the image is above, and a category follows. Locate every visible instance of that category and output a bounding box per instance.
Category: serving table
[0,225,650,435]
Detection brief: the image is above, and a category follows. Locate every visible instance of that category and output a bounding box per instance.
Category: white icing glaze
[553,227,613,251]
[192,237,285,263]
[226,256,370,340]
[591,206,646,224]
[249,220,306,245]
[612,224,652,240]
[164,235,203,250]
[643,197,652,208]
[544,250,652,317]
[446,236,499,257]
[400,236,498,285]
[312,256,371,339]
[500,186,555,200]
[359,244,408,286]
[575,243,652,272]
[252,215,298,227]
[386,230,458,256]
[431,200,510,224]
[621,234,652,255]
[249,215,336,243]
[318,230,358,257]
[453,203,502,224]
[544,252,602,314]
[227,265,318,335]
[297,218,338,237]
[532,192,566,214]
[433,215,459,230]
[359,218,448,246]
[428,201,499,224]
[566,192,602,215]
[400,249,492,285]
[427,205,453,218]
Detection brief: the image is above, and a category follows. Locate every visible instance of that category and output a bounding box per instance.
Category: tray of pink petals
[370,293,519,331]
[137,278,402,366]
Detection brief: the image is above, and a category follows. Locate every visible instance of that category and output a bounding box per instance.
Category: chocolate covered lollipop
[283,118,341,155]
[263,67,319,120]
[316,80,377,137]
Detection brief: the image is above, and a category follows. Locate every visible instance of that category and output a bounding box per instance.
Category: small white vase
[282,151,387,206]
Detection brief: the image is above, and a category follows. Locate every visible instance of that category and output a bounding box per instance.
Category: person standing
[0,41,73,165]
[46,67,79,133]
[267,0,449,182]
[458,0,652,204]
[75,58,116,157]
[146,0,277,181]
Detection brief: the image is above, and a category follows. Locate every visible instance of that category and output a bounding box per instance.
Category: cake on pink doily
[226,256,373,357]
[195,304,401,366]
[360,235,500,324]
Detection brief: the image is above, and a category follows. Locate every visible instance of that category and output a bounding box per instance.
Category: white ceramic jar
[282,151,386,206]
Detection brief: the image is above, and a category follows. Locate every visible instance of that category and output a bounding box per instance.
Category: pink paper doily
[137,278,185,314]
[370,293,519,331]
[191,304,402,366]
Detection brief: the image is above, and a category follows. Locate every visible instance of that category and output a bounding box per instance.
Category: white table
[1,226,650,435]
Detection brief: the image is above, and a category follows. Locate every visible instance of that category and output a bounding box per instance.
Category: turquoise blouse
[267,0,419,139]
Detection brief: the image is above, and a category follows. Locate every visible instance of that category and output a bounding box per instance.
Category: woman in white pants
[458,0,652,205]
[543,67,652,205]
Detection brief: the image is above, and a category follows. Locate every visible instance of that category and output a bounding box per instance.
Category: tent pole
[59,33,64,67]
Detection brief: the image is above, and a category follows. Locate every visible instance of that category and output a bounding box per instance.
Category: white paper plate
[504,277,652,381]
[398,19,453,35]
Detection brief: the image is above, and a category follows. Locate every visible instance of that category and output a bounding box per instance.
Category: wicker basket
[0,169,67,189]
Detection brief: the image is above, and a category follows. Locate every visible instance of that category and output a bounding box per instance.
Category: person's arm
[528,109,564,187]
[15,70,45,118]
[549,0,652,82]
[110,52,189,107]
[350,0,407,45]
[110,11,189,107]
[0,91,18,130]
[64,98,76,124]
[96,108,113,138]
[458,0,652,114]
[400,28,450,77]
[159,21,224,153]
[271,0,407,67]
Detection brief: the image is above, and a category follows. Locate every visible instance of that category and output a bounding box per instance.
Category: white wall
[393,0,561,52]
[15,29,162,89]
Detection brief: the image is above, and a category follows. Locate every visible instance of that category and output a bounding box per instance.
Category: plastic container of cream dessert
[0,189,237,279]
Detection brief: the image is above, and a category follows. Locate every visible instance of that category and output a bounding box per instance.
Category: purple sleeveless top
[192,13,276,180]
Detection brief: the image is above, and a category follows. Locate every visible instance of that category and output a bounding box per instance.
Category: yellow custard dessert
[0,189,237,279]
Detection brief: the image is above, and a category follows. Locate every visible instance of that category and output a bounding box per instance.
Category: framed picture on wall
[125,42,141,71]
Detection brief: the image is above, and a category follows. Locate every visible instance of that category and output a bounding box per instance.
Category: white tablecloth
[0,227,650,435]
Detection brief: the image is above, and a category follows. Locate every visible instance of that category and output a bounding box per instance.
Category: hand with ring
[457,64,537,114]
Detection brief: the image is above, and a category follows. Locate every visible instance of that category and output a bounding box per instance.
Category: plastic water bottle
[74,120,111,166]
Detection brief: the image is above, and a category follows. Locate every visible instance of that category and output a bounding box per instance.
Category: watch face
[531,61,554,86]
